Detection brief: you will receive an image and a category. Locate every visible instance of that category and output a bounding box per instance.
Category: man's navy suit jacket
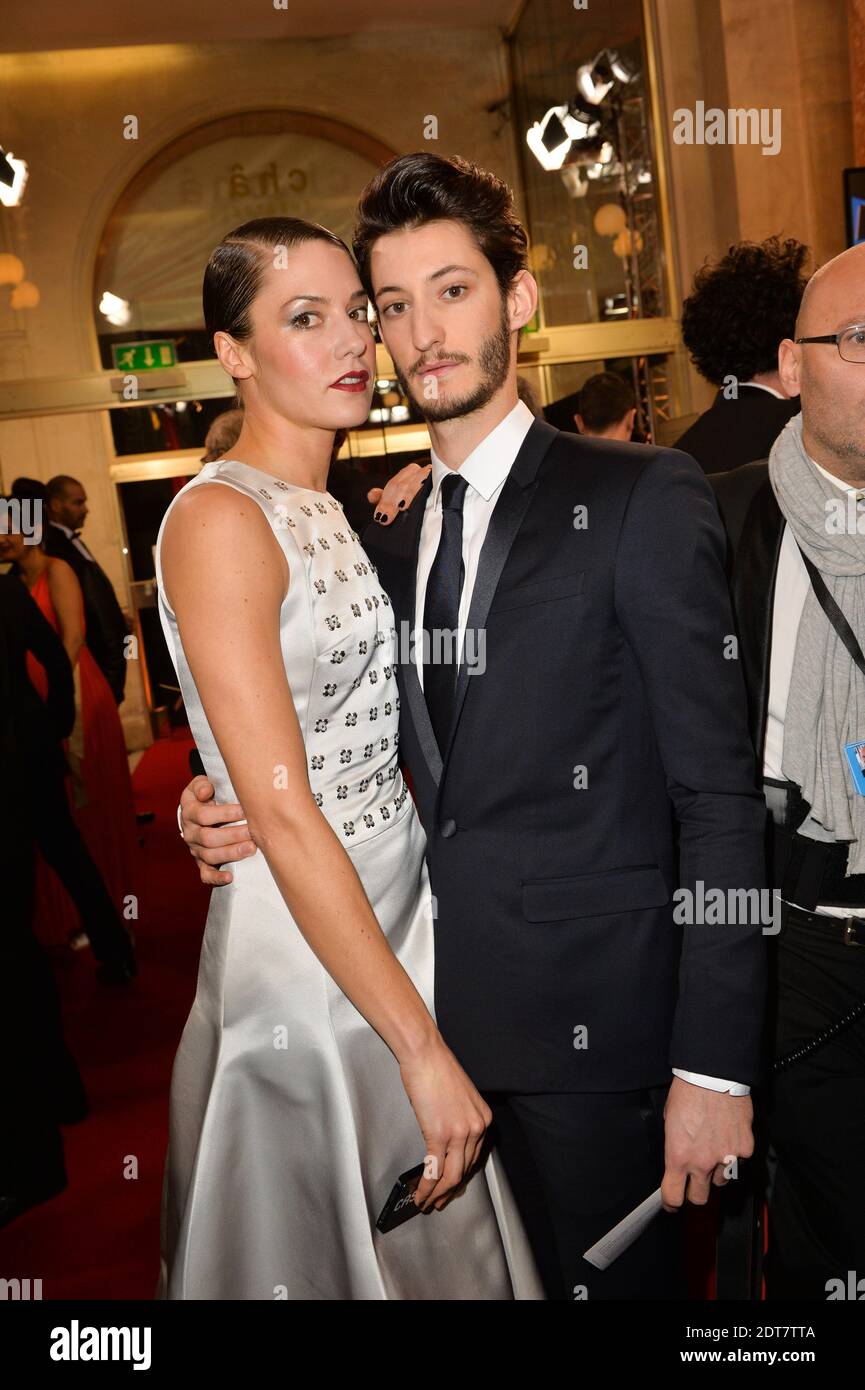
[363,416,768,1094]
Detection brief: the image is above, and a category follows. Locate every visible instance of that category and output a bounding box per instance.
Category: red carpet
[0,730,205,1299]
[1,728,727,1299]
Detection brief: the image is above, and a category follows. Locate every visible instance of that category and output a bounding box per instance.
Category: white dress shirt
[413,398,746,1094]
[413,399,535,688]
[741,381,787,401]
[764,456,865,920]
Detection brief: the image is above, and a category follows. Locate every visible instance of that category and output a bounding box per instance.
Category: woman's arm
[161,484,489,1209]
[46,558,86,669]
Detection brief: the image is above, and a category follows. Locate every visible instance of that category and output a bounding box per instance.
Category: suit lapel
[731,476,784,755]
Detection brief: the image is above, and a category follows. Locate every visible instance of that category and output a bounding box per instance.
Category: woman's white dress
[152,458,544,1300]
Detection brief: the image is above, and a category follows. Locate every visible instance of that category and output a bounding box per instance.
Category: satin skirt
[155,800,543,1300]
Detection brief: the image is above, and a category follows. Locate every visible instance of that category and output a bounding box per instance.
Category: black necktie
[422,472,468,755]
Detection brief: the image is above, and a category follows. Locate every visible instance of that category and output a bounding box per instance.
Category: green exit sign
[111,339,177,371]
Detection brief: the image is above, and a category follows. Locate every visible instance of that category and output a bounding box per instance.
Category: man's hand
[367,461,431,524]
[661,1076,754,1211]
[179,775,256,886]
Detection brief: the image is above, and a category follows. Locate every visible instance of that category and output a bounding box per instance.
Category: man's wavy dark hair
[680,235,810,386]
[352,152,527,303]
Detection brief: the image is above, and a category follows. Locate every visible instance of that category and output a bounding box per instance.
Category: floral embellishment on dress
[310,755,324,770]
[343,821,355,836]
[314,579,326,594]
[314,718,328,733]
[339,749,352,764]
[303,542,316,558]
[323,683,337,697]
[337,785,348,800]
[325,615,341,631]
[334,532,347,544]
[335,569,348,583]
[351,603,362,617]
[345,712,357,726]
[301,505,313,517]
[331,650,346,664]
[363,813,375,829]
[315,502,328,514]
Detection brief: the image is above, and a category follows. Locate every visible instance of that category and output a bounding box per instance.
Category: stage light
[575,49,639,108]
[527,104,600,172]
[0,149,28,207]
[99,291,132,327]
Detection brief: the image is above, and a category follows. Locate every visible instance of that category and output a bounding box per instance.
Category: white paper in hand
[582,1187,664,1270]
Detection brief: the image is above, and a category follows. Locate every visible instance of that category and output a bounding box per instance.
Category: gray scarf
[768,413,865,874]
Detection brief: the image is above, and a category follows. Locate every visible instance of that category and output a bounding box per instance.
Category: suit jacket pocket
[488,568,586,615]
[521,864,670,922]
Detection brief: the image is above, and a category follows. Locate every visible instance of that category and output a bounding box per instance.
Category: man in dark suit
[675,237,807,473]
[710,240,865,1299]
[0,570,89,1227]
[177,154,767,1299]
[41,474,129,704]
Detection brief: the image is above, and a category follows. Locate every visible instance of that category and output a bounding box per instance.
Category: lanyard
[797,545,865,681]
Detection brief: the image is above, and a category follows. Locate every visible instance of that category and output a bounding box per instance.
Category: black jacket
[365,418,768,1092]
[709,461,782,758]
[43,524,128,704]
[0,572,74,781]
[676,386,800,475]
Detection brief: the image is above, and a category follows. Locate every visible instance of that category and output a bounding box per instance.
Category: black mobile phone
[375,1162,427,1233]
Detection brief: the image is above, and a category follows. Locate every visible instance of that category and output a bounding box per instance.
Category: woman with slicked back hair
[154,216,542,1299]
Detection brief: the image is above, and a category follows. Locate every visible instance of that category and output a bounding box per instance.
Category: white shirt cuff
[672,1068,750,1096]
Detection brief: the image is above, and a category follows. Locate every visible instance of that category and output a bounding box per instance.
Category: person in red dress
[0,490,137,981]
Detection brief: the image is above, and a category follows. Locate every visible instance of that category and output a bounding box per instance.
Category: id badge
[844,741,865,794]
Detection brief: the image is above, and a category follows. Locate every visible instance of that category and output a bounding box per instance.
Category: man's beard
[810,411,865,472]
[393,303,512,423]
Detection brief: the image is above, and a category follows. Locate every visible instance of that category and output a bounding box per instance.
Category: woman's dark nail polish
[398,499,406,509]
[374,511,383,522]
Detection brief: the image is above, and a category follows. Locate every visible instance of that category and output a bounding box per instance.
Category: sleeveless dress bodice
[155,458,409,844]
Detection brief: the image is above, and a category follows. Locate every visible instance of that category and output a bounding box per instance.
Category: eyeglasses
[795,324,865,363]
